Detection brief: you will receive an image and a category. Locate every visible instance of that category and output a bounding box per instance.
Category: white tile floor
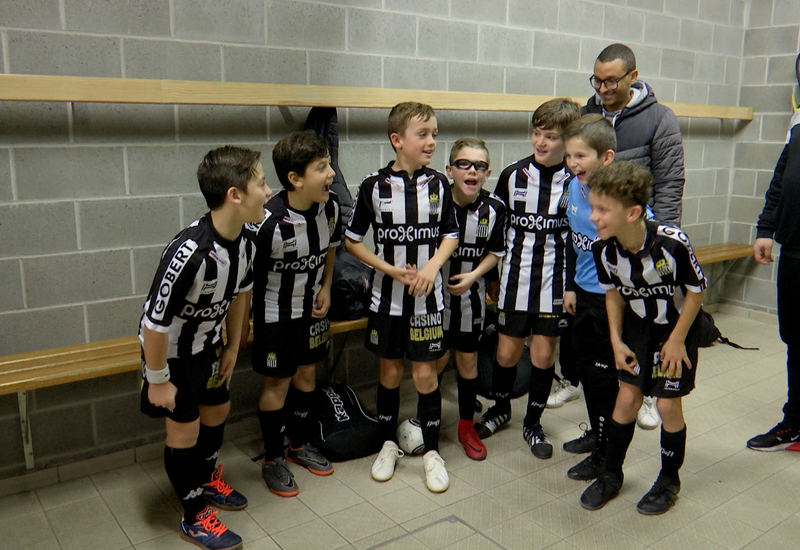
[2,310,798,549]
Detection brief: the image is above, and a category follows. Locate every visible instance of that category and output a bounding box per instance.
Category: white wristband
[145,364,171,384]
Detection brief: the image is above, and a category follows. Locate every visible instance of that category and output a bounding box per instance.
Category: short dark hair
[388,102,436,142]
[587,161,651,211]
[272,131,330,191]
[449,137,490,165]
[562,114,617,157]
[532,98,581,133]
[597,43,637,73]
[197,146,261,210]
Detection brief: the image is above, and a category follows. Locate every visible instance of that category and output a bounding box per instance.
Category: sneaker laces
[554,379,572,394]
[193,507,228,537]
[377,445,404,464]
[206,466,233,497]
[424,451,445,473]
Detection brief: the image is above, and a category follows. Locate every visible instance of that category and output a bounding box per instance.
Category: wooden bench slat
[694,243,752,264]
[0,353,142,394]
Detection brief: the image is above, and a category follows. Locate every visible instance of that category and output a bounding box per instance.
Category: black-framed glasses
[451,159,489,172]
[589,71,632,90]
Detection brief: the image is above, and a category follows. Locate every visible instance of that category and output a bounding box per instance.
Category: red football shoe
[458,419,487,460]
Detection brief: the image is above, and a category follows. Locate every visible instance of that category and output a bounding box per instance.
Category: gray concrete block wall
[0,0,771,477]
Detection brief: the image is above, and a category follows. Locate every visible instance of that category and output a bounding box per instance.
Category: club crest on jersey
[429,193,440,214]
[265,352,277,369]
[283,238,298,252]
[477,218,490,238]
[208,250,227,267]
[498,311,506,326]
[201,281,217,294]
[379,199,393,212]
[558,189,570,210]
[654,258,673,277]
[370,330,379,345]
[328,216,336,234]
[570,204,578,214]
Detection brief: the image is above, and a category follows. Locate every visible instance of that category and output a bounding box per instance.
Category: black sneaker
[580,472,623,511]
[567,451,602,481]
[747,423,800,451]
[261,457,299,497]
[563,425,597,454]
[523,423,553,459]
[636,474,680,515]
[474,405,511,439]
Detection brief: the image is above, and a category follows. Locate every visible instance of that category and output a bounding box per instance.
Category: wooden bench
[694,242,753,290]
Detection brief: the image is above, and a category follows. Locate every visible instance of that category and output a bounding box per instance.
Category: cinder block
[679,19,713,52]
[477,112,529,140]
[479,25,533,66]
[0,260,23,311]
[697,195,728,223]
[533,32,580,70]
[502,142,534,168]
[0,203,78,258]
[642,78,675,102]
[80,197,181,250]
[72,103,175,143]
[448,62,505,93]
[24,250,133,308]
[269,107,309,139]
[174,0,264,44]
[682,224,711,247]
[229,366,262,418]
[728,222,753,246]
[31,404,95,457]
[681,196,699,225]
[694,54,727,84]
[761,113,793,142]
[755,170,776,198]
[767,55,800,84]
[266,0,345,51]
[603,6,645,43]
[628,0,664,11]
[748,3,773,28]
[664,0,698,17]
[0,102,69,146]
[418,18,478,62]
[682,139,703,169]
[0,0,61,29]
[223,46,307,85]
[579,38,610,71]
[734,142,785,170]
[555,71,589,97]
[721,273,745,302]
[742,57,767,85]
[384,0,447,15]
[383,58,447,91]
[729,0,745,26]
[703,141,732,169]
[731,170,756,196]
[698,0,732,25]
[15,147,124,201]
[0,417,24,472]
[124,39,221,81]
[643,13,680,48]
[712,25,743,57]
[774,0,800,24]
[0,393,18,417]
[676,81,709,104]
[435,110,479,142]
[127,145,210,196]
[708,84,738,106]
[309,52,381,88]
[65,0,170,36]
[95,393,159,446]
[558,0,604,37]
[7,32,120,77]
[321,0,380,5]
[507,0,558,30]
[505,67,556,96]
[744,26,800,56]
[181,194,210,227]
[337,142,382,191]
[660,49,696,81]
[685,169,716,197]
[451,0,507,23]
[709,221,726,245]
[133,246,166,295]
[744,278,778,310]
[34,372,140,409]
[0,306,85,354]
[740,85,795,113]
[724,57,740,86]
[636,44,664,77]
[347,9,414,56]
[729,196,767,224]
[344,345,379,388]
[345,109,389,146]
[0,151,10,202]
[178,105,267,142]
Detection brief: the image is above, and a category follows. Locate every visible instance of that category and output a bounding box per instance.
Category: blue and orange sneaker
[203,466,248,511]
[180,506,242,550]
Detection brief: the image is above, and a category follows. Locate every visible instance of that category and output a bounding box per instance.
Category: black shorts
[252,317,331,378]
[573,287,614,371]
[619,312,701,398]
[366,311,446,362]
[443,327,482,354]
[140,346,230,423]
[496,309,566,338]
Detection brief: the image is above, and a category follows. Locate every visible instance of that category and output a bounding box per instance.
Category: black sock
[660,425,687,482]
[258,408,286,461]
[417,388,442,453]
[595,414,608,458]
[376,383,400,443]
[493,361,516,410]
[164,445,206,523]
[604,419,635,477]
[524,364,555,429]
[195,422,225,479]
[457,376,480,420]
[287,385,317,448]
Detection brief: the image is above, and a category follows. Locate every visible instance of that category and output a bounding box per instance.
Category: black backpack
[695,308,758,350]
[329,247,372,321]
[310,383,384,462]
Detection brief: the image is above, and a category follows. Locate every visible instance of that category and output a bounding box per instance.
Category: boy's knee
[614,386,643,418]
[412,362,438,393]
[261,375,292,395]
[165,418,201,449]
[199,402,230,427]
[496,336,523,366]
[656,397,682,419]
[379,359,404,387]
[293,364,318,391]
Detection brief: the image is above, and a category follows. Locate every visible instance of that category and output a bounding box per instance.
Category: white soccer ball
[397,418,425,455]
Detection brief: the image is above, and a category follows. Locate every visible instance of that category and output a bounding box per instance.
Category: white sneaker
[637,397,660,430]
[546,380,581,408]
[423,450,450,493]
[371,441,403,482]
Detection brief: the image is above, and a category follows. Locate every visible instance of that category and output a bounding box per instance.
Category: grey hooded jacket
[584,81,685,227]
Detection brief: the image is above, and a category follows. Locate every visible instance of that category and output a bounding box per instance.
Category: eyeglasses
[589,71,632,90]
[451,159,489,172]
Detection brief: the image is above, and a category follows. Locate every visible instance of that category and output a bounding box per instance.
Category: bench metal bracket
[17,391,34,470]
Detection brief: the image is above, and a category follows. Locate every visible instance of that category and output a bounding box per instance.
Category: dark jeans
[778,255,800,426]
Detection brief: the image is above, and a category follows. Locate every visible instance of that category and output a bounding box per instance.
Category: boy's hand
[219,346,239,387]
[660,338,691,379]
[564,291,577,315]
[409,263,438,297]
[390,264,416,286]
[148,381,178,411]
[753,238,774,265]
[446,272,478,296]
[487,280,500,303]
[613,343,639,375]
[312,288,331,318]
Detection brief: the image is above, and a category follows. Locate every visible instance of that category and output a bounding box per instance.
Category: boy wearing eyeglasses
[435,137,506,460]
